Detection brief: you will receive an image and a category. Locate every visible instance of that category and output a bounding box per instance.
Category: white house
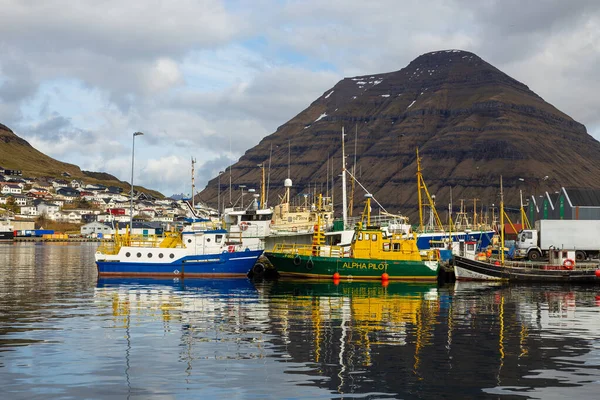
[65,212,82,222]
[1,184,22,194]
[37,202,61,215]
[46,211,65,221]
[81,221,113,237]
[52,180,69,189]
[20,205,38,216]
[12,195,28,206]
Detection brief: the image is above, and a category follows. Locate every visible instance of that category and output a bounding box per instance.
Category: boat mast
[349,124,357,217]
[473,198,479,229]
[341,126,348,229]
[258,162,265,209]
[500,176,505,265]
[416,148,424,231]
[266,143,272,208]
[229,136,232,206]
[520,189,531,229]
[191,156,196,213]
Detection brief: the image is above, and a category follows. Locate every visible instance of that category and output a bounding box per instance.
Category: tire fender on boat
[306,259,314,270]
[293,255,301,266]
[252,262,266,277]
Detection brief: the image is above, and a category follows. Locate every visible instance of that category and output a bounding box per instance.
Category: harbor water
[2,242,600,399]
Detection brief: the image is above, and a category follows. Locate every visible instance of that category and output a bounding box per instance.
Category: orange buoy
[333,272,340,280]
[333,278,340,286]
[595,270,600,278]
[381,273,389,281]
[382,280,389,288]
[494,261,500,266]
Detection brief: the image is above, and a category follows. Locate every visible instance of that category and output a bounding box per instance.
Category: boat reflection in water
[92,276,600,398]
[257,279,443,394]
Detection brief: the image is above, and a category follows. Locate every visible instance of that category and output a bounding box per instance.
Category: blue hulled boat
[95,221,263,278]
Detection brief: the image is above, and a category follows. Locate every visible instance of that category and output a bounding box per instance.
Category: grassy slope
[0,124,163,198]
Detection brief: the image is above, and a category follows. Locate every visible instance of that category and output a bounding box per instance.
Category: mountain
[198,49,600,221]
[0,123,162,197]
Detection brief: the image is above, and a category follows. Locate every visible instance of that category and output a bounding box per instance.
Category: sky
[2,0,600,197]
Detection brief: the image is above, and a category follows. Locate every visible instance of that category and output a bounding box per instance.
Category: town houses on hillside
[0,170,197,228]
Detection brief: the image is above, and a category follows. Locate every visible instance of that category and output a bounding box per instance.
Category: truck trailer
[515,220,600,261]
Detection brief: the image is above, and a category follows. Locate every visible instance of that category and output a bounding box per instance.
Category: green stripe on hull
[265,252,439,280]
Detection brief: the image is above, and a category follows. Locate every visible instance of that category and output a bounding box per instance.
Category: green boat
[265,195,441,281]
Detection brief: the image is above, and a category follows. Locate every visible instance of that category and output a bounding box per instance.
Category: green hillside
[0,123,163,198]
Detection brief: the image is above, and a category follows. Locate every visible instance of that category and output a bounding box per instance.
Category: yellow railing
[96,232,184,255]
[271,243,345,257]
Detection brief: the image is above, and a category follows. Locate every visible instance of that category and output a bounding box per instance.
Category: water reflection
[2,243,600,398]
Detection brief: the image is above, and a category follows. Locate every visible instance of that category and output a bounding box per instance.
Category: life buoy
[306,259,314,270]
[239,221,249,231]
[293,255,301,265]
[563,258,575,270]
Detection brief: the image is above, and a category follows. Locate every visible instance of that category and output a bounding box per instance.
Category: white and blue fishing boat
[95,220,263,278]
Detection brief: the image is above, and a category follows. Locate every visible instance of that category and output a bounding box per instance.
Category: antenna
[287,139,291,179]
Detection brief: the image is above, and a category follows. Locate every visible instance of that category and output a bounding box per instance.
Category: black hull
[0,231,14,241]
[454,256,600,283]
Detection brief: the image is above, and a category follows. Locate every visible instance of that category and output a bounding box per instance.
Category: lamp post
[218,171,224,218]
[130,132,144,228]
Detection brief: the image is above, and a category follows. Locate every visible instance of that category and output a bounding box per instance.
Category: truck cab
[515,229,541,260]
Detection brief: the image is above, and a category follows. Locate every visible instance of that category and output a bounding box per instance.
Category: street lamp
[217,171,224,218]
[130,131,144,228]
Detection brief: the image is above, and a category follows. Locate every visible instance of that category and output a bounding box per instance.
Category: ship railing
[96,233,183,255]
[420,249,441,262]
[272,243,346,257]
[483,257,600,270]
[96,242,119,255]
[345,214,409,229]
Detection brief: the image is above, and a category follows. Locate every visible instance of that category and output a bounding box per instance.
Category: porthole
[169,254,175,259]
[137,252,142,258]
[159,253,164,258]
[206,238,211,242]
[187,239,192,243]
[125,252,131,257]
[148,253,153,258]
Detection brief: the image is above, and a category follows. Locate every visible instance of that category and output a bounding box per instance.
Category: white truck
[515,220,600,261]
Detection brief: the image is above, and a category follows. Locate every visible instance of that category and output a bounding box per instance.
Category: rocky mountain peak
[198,50,600,220]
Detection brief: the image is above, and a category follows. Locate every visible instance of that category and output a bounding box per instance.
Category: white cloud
[2,0,600,196]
